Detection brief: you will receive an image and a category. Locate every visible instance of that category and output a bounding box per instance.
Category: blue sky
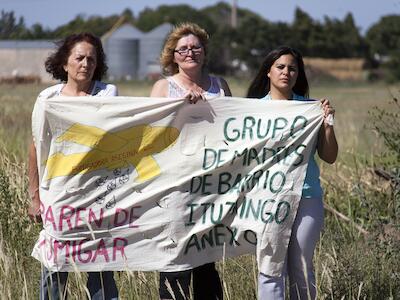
[1,0,399,34]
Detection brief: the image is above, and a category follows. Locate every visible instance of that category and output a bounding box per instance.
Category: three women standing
[28,26,337,300]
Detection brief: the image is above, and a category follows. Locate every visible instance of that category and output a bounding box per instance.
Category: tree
[121,8,135,22]
[0,10,29,39]
[53,14,120,38]
[291,7,315,55]
[321,13,367,58]
[28,23,52,39]
[366,15,400,81]
[201,2,232,28]
[135,5,216,34]
[366,15,400,57]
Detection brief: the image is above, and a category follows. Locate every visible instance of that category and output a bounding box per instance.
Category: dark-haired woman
[247,46,338,300]
[28,32,118,300]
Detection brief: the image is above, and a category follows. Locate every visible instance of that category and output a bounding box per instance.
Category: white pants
[259,197,324,300]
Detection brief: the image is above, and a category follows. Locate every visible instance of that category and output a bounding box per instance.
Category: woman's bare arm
[150,79,169,97]
[317,99,338,164]
[28,142,42,222]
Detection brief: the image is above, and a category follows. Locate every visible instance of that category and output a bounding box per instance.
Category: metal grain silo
[103,24,143,80]
[139,23,173,79]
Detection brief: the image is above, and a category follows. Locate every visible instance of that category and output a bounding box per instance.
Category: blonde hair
[160,22,209,75]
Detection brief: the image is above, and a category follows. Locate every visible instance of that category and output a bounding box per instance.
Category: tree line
[1,3,399,80]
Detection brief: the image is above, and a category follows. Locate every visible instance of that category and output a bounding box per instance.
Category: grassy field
[0,80,399,299]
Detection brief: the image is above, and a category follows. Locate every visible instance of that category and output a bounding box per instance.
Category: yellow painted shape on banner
[45,123,180,182]
[56,123,126,152]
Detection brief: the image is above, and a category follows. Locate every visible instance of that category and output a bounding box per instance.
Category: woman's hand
[320,98,335,126]
[184,89,205,104]
[317,98,338,164]
[28,193,42,223]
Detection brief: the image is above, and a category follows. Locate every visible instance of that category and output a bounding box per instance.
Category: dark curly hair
[247,46,309,99]
[45,32,108,82]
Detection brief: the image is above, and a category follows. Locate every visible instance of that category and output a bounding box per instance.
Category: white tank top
[167,75,225,98]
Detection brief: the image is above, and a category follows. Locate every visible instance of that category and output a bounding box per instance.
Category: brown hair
[160,22,209,75]
[45,32,107,82]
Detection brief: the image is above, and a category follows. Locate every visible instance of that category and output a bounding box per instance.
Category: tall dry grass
[304,58,367,81]
[0,146,35,299]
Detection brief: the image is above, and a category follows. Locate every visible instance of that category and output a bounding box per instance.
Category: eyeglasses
[174,45,203,56]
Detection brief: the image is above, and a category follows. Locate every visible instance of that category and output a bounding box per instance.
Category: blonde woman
[151,23,231,300]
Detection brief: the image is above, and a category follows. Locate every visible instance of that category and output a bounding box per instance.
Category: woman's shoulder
[92,81,118,96]
[150,78,169,97]
[37,83,63,100]
[154,77,170,86]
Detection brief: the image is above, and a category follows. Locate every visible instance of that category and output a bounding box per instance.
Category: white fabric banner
[31,96,323,276]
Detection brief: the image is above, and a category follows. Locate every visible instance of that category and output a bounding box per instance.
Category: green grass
[0,80,399,299]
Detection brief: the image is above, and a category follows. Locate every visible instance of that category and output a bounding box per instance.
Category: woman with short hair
[28,32,118,300]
